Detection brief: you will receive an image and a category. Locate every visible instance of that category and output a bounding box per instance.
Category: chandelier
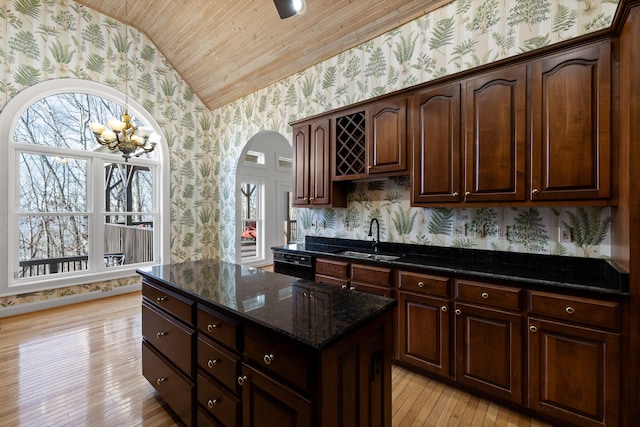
[88,0,159,161]
[89,112,159,161]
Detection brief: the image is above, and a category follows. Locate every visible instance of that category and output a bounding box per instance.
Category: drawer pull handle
[207,323,220,332]
[464,191,471,196]
[532,188,540,196]
[349,286,355,291]
[156,377,166,385]
[417,281,425,288]
[156,296,167,303]
[530,325,538,333]
[454,309,461,315]
[441,306,448,312]
[207,399,219,408]
[237,375,248,386]
[341,285,347,289]
[156,332,165,339]
[452,192,459,197]
[565,306,575,315]
[264,354,275,365]
[207,359,219,368]
[481,292,489,299]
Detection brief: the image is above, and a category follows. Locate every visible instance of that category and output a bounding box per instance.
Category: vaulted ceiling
[75,1,451,110]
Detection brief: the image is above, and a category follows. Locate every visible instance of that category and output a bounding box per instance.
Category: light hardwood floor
[0,292,553,426]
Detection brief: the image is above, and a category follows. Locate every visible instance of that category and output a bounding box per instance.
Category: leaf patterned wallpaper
[0,0,619,308]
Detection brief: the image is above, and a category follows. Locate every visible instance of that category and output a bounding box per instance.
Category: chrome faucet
[368,218,380,254]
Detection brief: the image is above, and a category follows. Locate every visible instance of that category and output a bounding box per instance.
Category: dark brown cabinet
[367,97,408,175]
[528,291,621,426]
[531,41,611,201]
[315,257,394,297]
[333,98,408,180]
[463,65,527,203]
[398,271,451,377]
[411,82,462,204]
[411,65,527,206]
[292,119,345,207]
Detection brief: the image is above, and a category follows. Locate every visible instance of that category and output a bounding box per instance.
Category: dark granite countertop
[137,259,397,350]
[273,237,629,297]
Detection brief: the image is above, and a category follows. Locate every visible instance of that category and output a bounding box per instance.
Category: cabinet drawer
[398,271,450,297]
[143,280,195,326]
[244,326,312,393]
[350,281,393,298]
[315,258,349,279]
[142,300,194,377]
[455,280,522,311]
[197,408,224,427]
[142,341,194,427]
[198,335,241,394]
[351,263,393,287]
[315,274,348,288]
[197,372,240,427]
[528,291,620,330]
[197,304,239,352]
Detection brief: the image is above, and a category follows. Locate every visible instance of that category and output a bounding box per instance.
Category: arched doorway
[235,131,295,266]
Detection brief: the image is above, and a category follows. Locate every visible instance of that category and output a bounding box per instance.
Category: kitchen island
[138,259,397,427]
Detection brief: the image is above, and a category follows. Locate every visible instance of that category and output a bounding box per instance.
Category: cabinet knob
[263,354,275,365]
[529,325,538,333]
[341,285,347,289]
[156,377,166,385]
[309,197,315,200]
[156,296,167,303]
[532,188,540,196]
[207,359,219,368]
[454,309,461,315]
[207,399,219,408]
[156,332,165,339]
[417,281,425,288]
[464,191,471,196]
[237,375,248,386]
[207,323,220,332]
[367,165,372,170]
[349,286,355,291]
[452,192,459,197]
[441,306,448,312]
[481,292,489,299]
[565,306,575,315]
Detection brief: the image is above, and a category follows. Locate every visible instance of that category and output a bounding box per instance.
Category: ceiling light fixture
[89,0,159,161]
[274,0,306,19]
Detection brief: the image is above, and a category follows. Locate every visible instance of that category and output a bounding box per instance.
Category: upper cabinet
[531,42,611,201]
[412,82,462,204]
[292,119,346,208]
[411,64,527,206]
[464,65,527,203]
[333,97,408,180]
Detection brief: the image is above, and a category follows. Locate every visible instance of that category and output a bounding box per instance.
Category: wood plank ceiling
[74,0,451,110]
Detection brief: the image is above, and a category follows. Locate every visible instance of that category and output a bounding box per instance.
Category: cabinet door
[412,82,462,204]
[292,124,310,206]
[528,317,620,427]
[240,363,312,427]
[399,292,451,378]
[454,302,523,403]
[464,65,527,202]
[531,42,611,201]
[367,97,408,175]
[310,118,331,205]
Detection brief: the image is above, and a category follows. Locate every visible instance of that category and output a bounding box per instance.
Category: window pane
[20,153,87,213]
[104,215,154,267]
[13,93,155,159]
[18,215,89,278]
[105,163,154,213]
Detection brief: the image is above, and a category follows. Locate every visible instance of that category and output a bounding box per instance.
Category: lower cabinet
[396,270,622,426]
[239,363,313,427]
[453,302,523,404]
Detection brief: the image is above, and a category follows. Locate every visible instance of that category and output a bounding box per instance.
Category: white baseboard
[0,283,141,318]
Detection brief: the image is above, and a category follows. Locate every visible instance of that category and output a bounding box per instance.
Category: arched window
[0,79,169,294]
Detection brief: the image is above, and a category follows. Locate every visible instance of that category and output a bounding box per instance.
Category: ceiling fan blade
[273,0,297,19]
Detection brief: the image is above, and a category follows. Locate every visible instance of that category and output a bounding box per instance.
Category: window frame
[0,79,169,295]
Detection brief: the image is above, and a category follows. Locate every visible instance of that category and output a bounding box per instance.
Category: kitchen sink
[338,250,400,262]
